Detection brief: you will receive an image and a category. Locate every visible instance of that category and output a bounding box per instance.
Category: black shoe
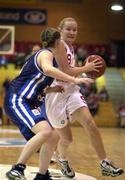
[6,164,26,180]
[33,170,52,180]
[101,160,124,177]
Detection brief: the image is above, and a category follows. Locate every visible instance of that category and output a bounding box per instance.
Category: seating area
[0,65,19,125]
[1,41,115,67]
[73,68,125,127]
[104,68,125,110]
[96,75,106,92]
[94,101,119,127]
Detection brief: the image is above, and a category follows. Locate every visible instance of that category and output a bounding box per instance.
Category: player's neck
[49,47,56,56]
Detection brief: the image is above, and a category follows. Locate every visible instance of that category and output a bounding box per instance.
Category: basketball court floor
[0,126,125,180]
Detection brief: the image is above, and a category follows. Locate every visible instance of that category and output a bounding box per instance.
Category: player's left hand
[74,77,95,86]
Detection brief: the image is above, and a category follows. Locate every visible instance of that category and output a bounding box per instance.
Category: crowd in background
[0,41,118,70]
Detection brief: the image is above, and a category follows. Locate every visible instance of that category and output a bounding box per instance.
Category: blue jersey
[4,48,57,140]
[10,49,58,101]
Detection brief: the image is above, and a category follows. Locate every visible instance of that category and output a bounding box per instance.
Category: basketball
[85,55,106,79]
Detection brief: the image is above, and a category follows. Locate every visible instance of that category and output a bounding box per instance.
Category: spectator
[99,86,109,101]
[32,44,41,54]
[0,55,8,69]
[100,47,110,67]
[24,44,41,63]
[93,47,100,55]
[14,52,26,69]
[118,104,125,127]
[87,91,100,116]
[2,77,11,94]
[76,46,88,65]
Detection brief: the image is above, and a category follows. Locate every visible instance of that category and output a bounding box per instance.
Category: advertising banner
[0,8,47,25]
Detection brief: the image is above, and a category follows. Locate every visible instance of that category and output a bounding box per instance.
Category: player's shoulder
[61,39,67,47]
[38,48,53,57]
[60,39,66,48]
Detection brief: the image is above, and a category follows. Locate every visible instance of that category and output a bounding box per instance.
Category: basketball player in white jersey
[44,18,124,178]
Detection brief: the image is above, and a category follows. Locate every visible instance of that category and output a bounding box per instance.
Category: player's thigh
[31,120,52,136]
[45,93,68,128]
[67,91,87,121]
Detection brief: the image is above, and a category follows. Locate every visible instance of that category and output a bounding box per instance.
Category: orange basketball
[85,55,106,79]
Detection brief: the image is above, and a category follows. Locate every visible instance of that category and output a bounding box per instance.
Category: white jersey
[45,41,88,128]
[64,41,75,67]
[50,41,76,90]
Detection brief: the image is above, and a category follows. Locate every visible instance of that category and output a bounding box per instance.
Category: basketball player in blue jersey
[4,27,95,180]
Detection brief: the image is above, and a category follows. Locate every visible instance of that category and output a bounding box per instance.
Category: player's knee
[41,129,53,140]
[84,117,97,131]
[67,138,73,145]
[61,137,73,146]
[89,122,99,136]
[89,121,98,132]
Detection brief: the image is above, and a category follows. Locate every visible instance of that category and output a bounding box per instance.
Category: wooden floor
[0,126,125,180]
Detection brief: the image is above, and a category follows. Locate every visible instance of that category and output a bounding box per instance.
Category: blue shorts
[4,91,50,141]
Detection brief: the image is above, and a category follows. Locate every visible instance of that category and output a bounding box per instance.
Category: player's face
[60,20,78,45]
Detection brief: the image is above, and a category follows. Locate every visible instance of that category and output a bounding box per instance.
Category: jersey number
[67,54,72,65]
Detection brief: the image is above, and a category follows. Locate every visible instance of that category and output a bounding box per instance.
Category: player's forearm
[44,87,53,93]
[63,65,88,77]
[45,86,63,93]
[44,67,75,83]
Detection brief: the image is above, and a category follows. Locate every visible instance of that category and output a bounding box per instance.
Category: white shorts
[45,82,87,128]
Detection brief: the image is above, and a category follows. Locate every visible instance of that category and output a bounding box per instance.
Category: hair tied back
[42,41,48,47]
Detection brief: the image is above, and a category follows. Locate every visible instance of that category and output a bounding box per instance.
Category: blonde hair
[58,17,76,30]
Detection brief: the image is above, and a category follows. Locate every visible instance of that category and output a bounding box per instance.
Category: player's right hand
[84,56,103,72]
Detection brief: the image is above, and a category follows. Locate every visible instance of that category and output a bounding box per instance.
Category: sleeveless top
[10,49,58,101]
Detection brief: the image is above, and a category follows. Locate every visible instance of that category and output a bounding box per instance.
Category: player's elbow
[43,67,53,76]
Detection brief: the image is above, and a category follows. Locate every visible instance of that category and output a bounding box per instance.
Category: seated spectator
[118,104,125,127]
[24,44,41,63]
[0,55,8,69]
[14,52,26,69]
[87,91,100,116]
[2,77,11,95]
[76,46,88,65]
[80,82,92,99]
[99,86,109,101]
[92,47,100,56]
[118,104,125,118]
[32,44,41,54]
[100,47,110,66]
